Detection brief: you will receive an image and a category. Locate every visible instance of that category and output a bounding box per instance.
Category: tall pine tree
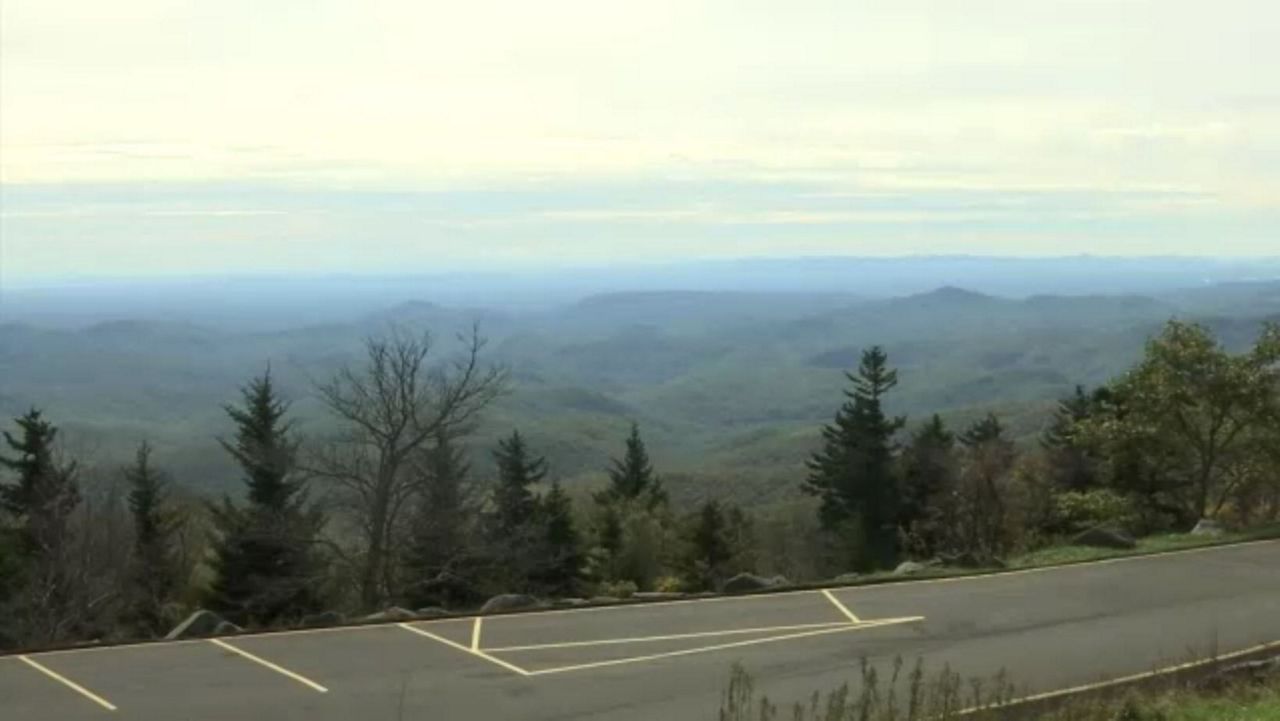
[600,423,666,510]
[0,409,80,554]
[532,481,583,596]
[804,347,905,571]
[490,430,546,537]
[1040,386,1100,492]
[0,409,80,646]
[123,442,182,637]
[404,433,472,606]
[681,500,732,590]
[206,373,324,626]
[898,414,956,555]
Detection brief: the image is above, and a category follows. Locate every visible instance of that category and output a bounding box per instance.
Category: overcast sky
[2,0,1277,282]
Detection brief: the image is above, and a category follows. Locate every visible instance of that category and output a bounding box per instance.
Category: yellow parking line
[526,616,925,677]
[486,621,853,653]
[208,639,328,693]
[17,655,118,711]
[397,623,532,677]
[471,617,483,651]
[821,589,861,623]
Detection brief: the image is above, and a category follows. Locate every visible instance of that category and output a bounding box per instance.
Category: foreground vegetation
[1,315,1277,650]
[718,655,1280,721]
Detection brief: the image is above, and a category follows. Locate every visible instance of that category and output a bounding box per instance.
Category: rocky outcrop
[1191,518,1226,537]
[480,594,539,613]
[360,607,417,623]
[893,561,928,576]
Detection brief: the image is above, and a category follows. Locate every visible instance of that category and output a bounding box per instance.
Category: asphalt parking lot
[5,539,1279,721]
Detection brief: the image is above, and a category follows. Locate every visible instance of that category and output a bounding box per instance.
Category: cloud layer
[2,0,1277,279]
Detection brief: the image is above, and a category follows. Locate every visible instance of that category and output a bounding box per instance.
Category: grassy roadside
[718,654,1280,721]
[1005,524,1280,570]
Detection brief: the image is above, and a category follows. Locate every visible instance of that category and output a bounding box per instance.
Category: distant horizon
[6,252,1280,290]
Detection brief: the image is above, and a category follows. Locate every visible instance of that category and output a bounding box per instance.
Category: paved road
[4,540,1279,721]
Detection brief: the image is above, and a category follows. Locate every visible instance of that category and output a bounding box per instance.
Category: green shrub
[597,579,638,599]
[1054,489,1140,534]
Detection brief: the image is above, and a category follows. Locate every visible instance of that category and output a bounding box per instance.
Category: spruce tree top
[1,408,74,518]
[220,372,301,511]
[606,422,666,508]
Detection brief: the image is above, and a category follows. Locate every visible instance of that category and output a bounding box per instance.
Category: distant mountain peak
[903,286,998,303]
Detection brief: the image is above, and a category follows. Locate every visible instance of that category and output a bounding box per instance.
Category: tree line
[1,319,1277,649]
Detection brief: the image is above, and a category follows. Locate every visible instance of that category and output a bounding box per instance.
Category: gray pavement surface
[4,540,1279,721]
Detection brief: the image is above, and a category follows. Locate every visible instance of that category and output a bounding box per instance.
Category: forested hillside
[1,279,1279,650]
[1,281,1277,507]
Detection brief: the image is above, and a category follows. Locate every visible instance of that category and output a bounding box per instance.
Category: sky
[1,0,1278,283]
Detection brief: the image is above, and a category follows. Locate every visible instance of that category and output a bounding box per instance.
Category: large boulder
[832,572,862,584]
[1191,518,1227,537]
[361,606,417,623]
[1071,525,1137,549]
[166,610,230,640]
[722,573,777,593]
[893,561,928,576]
[480,594,539,613]
[414,607,450,619]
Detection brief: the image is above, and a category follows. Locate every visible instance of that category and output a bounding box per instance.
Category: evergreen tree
[532,481,583,596]
[1040,386,1100,492]
[484,430,550,591]
[593,503,624,581]
[803,347,905,571]
[681,500,732,590]
[600,423,666,509]
[898,414,956,554]
[490,430,546,537]
[403,433,472,606]
[0,409,80,646]
[123,442,182,637]
[0,409,80,553]
[206,373,324,626]
[959,413,1005,448]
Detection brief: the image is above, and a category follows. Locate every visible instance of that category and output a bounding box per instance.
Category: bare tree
[310,325,507,609]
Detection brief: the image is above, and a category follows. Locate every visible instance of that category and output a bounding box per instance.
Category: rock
[894,561,928,576]
[480,593,539,613]
[302,611,345,627]
[1071,525,1136,549]
[552,597,589,608]
[1191,518,1227,537]
[722,573,776,593]
[414,607,450,619]
[832,573,862,584]
[165,610,229,640]
[212,621,243,635]
[766,575,791,588]
[633,592,685,601]
[586,596,621,605]
[361,606,417,623]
